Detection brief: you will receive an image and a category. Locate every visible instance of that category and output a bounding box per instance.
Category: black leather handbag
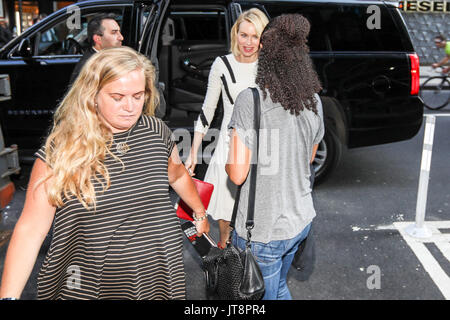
[202,87,265,300]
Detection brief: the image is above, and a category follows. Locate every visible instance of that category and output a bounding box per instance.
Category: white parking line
[423,113,450,117]
[394,221,450,300]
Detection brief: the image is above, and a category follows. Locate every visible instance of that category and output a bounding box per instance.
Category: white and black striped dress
[35,115,186,300]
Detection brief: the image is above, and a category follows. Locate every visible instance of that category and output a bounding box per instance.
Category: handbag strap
[230,87,261,239]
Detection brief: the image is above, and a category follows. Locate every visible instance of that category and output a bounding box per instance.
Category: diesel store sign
[398,1,450,12]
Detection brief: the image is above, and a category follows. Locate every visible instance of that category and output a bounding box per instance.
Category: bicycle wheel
[420,76,450,110]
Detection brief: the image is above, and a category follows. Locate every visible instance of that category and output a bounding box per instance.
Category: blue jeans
[232,223,311,300]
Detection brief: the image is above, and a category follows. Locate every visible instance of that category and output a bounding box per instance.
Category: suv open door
[0,2,133,161]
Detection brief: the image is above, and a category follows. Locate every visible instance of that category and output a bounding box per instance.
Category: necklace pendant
[116,142,130,155]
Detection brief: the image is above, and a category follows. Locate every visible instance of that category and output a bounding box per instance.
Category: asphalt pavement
[0,66,449,301]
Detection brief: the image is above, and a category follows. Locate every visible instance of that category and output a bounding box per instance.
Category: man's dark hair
[256,14,322,115]
[434,34,446,42]
[87,13,119,46]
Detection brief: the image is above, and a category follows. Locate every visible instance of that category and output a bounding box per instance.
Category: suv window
[263,3,408,52]
[171,11,226,41]
[30,7,125,57]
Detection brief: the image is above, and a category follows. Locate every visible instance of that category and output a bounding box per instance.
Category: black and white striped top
[35,115,186,300]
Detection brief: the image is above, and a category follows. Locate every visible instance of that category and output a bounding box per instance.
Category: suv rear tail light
[409,53,420,95]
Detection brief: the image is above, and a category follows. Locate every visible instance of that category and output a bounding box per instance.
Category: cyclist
[432,35,450,74]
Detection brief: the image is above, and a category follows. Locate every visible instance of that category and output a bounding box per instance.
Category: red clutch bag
[175,178,214,221]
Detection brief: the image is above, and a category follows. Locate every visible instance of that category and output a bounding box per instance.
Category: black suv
[0,0,423,183]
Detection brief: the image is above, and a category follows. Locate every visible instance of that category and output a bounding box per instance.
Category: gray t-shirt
[228,88,324,243]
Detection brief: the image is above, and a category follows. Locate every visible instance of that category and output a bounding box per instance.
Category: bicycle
[420,67,450,110]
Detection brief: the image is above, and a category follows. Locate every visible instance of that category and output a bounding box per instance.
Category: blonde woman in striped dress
[0,47,209,300]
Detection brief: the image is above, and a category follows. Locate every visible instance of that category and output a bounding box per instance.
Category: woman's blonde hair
[230,8,269,57]
[42,46,159,210]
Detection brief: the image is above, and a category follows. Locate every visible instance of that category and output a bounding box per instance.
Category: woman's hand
[184,131,205,177]
[193,213,210,236]
[169,145,210,236]
[184,152,197,177]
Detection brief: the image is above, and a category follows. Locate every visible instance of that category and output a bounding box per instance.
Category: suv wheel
[313,127,342,185]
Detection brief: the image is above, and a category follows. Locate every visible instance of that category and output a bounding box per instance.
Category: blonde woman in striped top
[0,47,209,300]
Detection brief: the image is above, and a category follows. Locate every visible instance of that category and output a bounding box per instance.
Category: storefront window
[14,1,38,32]
[13,1,76,34]
[55,1,75,11]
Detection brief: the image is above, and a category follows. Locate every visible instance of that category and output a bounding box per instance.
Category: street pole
[404,115,435,238]
[17,0,23,35]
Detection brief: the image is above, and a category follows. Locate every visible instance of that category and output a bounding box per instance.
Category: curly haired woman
[226,14,324,300]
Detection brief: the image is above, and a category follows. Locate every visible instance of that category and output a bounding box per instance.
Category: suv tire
[314,127,342,185]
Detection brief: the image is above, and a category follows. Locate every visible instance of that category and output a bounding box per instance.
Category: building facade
[399,1,450,65]
[0,0,75,34]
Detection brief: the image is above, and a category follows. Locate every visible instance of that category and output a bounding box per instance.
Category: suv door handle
[182,59,204,77]
[183,59,197,69]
